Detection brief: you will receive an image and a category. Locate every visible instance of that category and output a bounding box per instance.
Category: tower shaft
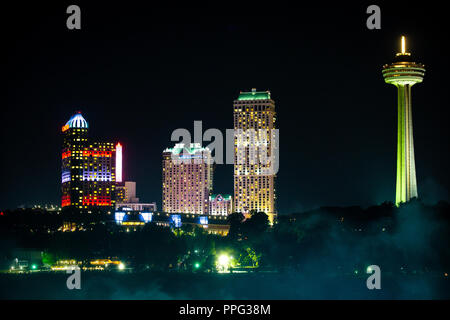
[396,84,418,205]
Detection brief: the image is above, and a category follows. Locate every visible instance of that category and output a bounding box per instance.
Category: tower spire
[396,35,411,57]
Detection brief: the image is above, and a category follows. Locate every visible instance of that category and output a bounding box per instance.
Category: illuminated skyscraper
[233,89,277,223]
[61,112,117,212]
[162,143,213,214]
[382,36,425,206]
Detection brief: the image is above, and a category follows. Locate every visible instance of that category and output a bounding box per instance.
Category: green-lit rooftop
[237,89,271,101]
[164,143,209,155]
[210,194,232,201]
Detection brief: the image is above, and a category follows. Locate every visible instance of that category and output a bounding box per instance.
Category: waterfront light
[217,254,231,272]
[218,254,229,266]
[118,263,125,270]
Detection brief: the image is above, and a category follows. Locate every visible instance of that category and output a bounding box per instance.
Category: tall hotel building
[233,89,277,224]
[162,143,213,214]
[61,112,118,212]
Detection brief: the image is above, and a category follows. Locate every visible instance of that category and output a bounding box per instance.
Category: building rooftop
[237,89,271,101]
[163,143,209,155]
[65,112,89,129]
[210,194,232,201]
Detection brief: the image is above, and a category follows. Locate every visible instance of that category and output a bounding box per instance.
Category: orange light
[62,150,71,159]
[62,195,71,207]
[82,196,111,206]
[62,125,70,132]
[83,150,112,158]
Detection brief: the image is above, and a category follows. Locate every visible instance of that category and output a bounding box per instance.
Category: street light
[217,254,231,272]
[118,263,125,270]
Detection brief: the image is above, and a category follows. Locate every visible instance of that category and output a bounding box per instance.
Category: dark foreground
[1,271,449,299]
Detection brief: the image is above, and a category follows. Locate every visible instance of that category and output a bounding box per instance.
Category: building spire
[396,36,411,57]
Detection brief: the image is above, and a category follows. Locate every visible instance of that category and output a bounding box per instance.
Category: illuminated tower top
[63,112,89,131]
[382,36,425,86]
[396,36,411,57]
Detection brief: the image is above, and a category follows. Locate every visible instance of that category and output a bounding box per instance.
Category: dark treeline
[1,200,450,275]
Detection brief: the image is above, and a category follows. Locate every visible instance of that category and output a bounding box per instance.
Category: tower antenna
[396,36,411,56]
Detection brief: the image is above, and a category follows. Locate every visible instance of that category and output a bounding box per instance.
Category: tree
[227,212,245,239]
[244,211,269,236]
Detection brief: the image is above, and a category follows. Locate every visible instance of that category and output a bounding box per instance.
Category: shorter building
[115,207,153,229]
[124,181,139,203]
[115,180,157,213]
[114,209,229,236]
[116,181,139,203]
[9,249,43,271]
[209,194,232,216]
[115,183,127,203]
[116,202,157,212]
[162,143,213,215]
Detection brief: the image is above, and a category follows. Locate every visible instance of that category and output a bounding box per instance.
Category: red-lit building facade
[61,112,118,212]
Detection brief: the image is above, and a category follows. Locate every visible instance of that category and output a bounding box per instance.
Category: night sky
[2,2,449,213]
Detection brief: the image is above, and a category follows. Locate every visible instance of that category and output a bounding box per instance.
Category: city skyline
[2,3,449,213]
[3,2,450,303]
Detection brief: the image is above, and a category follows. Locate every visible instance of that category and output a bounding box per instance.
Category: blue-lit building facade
[114,210,229,235]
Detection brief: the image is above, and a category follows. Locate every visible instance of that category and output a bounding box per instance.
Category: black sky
[2,2,449,213]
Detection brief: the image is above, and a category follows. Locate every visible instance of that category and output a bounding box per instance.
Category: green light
[194,262,200,269]
[354,270,358,275]
[210,194,232,201]
[31,264,37,270]
[237,91,271,101]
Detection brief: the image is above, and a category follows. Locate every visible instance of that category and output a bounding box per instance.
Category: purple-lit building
[162,143,213,215]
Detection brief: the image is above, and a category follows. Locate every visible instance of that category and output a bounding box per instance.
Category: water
[1,271,449,299]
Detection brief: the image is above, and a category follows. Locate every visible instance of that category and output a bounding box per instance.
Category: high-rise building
[209,194,232,216]
[382,36,425,206]
[61,112,116,212]
[233,89,277,224]
[162,143,213,214]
